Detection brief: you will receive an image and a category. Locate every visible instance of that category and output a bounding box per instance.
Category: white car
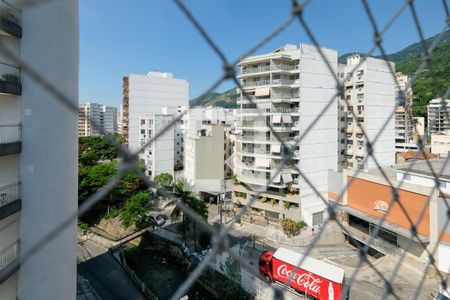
[148,215,166,226]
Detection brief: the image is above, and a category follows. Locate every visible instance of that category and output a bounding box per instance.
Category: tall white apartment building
[394,73,417,152]
[338,54,395,171]
[428,98,450,134]
[233,44,338,226]
[139,114,175,179]
[121,71,189,152]
[0,1,78,299]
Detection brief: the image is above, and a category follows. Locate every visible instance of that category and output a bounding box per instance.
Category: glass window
[312,212,324,225]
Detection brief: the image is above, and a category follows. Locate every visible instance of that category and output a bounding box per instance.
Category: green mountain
[190,88,238,108]
[190,91,221,107]
[396,40,450,117]
[338,30,450,64]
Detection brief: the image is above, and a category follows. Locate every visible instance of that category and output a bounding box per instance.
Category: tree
[78,162,116,200]
[165,178,193,222]
[153,172,173,190]
[79,136,120,166]
[185,194,208,249]
[121,191,153,228]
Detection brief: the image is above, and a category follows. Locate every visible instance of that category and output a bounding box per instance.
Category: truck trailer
[259,247,348,300]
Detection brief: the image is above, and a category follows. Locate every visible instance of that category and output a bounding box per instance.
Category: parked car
[148,214,166,226]
[435,285,450,300]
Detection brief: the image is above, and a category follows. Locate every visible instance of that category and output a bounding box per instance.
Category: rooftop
[398,159,450,180]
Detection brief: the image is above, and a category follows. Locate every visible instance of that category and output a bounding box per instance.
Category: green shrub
[281,218,307,236]
[78,222,89,232]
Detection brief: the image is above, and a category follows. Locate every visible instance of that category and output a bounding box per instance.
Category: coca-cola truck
[259,247,348,300]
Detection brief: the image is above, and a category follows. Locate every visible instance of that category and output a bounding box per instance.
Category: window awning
[282,115,292,123]
[271,144,281,153]
[255,87,270,96]
[282,173,293,183]
[273,115,282,123]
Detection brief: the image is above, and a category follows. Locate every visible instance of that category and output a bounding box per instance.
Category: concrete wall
[152,115,175,177]
[397,235,424,257]
[128,73,188,152]
[364,58,395,169]
[431,133,450,158]
[185,125,225,192]
[19,0,79,299]
[298,44,338,225]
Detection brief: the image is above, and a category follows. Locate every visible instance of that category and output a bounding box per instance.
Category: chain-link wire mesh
[1,0,449,299]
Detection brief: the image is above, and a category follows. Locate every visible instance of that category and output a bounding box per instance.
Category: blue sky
[80,0,448,107]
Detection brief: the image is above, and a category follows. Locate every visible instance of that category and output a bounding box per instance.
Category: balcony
[0,124,21,156]
[237,108,299,115]
[239,64,298,76]
[0,1,22,38]
[236,95,300,104]
[0,182,20,221]
[0,63,21,95]
[355,127,364,135]
[241,79,296,88]
[0,240,20,277]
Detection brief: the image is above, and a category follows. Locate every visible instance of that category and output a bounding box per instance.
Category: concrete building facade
[139,114,175,179]
[428,99,450,134]
[184,125,225,192]
[0,0,79,299]
[328,160,450,273]
[121,71,188,152]
[101,105,118,135]
[181,106,235,192]
[394,73,417,152]
[431,130,450,158]
[78,103,117,136]
[233,44,338,226]
[338,54,395,171]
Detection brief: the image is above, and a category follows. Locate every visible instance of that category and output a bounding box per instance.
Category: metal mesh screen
[1,0,449,299]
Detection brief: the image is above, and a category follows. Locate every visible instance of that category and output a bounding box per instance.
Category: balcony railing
[0,0,21,38]
[0,240,19,272]
[0,182,20,220]
[0,62,21,95]
[241,79,296,88]
[240,65,271,74]
[237,108,298,115]
[240,64,297,75]
[236,94,299,102]
[0,124,21,156]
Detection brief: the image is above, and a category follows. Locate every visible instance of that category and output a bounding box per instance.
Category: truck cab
[258,251,274,281]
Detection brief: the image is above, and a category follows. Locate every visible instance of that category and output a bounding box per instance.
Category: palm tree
[164,178,193,236]
[185,194,208,250]
[163,178,208,248]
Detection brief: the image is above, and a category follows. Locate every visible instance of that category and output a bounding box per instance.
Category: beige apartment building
[338,54,395,171]
[394,73,417,152]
